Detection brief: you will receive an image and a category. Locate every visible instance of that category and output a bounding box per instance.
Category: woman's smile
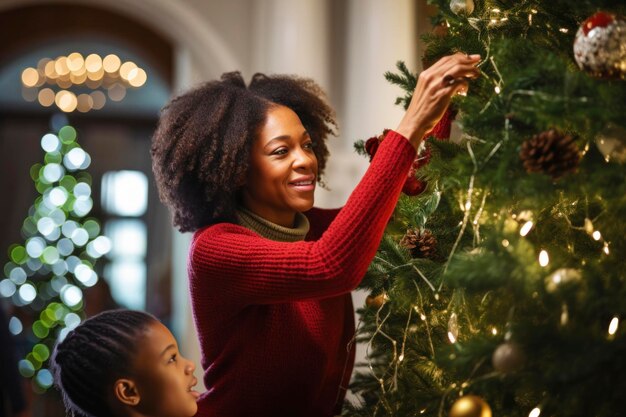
[241,104,318,227]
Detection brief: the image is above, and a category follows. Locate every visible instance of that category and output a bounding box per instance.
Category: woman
[151,53,480,417]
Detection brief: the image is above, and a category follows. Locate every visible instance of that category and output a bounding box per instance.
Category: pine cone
[519,129,581,180]
[400,228,437,259]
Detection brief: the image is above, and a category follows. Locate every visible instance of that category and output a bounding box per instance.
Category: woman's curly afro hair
[151,72,338,233]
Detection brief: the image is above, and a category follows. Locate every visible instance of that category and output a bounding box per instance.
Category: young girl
[151,53,480,416]
[51,309,199,417]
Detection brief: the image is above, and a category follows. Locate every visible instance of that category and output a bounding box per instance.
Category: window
[101,170,148,310]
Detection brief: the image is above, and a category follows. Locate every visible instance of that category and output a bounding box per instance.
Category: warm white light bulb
[609,316,619,336]
[520,221,533,236]
[592,231,601,241]
[529,407,541,417]
[495,85,502,94]
[447,331,457,344]
[539,250,549,267]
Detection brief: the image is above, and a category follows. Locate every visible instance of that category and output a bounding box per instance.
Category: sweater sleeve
[191,130,416,304]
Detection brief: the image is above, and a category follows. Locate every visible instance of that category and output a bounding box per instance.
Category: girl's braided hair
[151,71,337,233]
[51,309,157,417]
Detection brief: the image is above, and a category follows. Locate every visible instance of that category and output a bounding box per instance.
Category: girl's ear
[113,379,140,407]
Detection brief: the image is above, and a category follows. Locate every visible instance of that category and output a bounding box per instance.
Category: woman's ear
[113,378,141,407]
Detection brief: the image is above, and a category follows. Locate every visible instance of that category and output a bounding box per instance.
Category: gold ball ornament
[365,294,387,309]
[449,0,474,15]
[449,395,492,417]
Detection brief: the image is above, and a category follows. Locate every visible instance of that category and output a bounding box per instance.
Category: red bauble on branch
[364,107,456,196]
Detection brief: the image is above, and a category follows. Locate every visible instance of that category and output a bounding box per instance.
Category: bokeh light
[32,344,50,362]
[36,369,54,389]
[107,83,126,101]
[66,52,84,72]
[103,54,121,73]
[55,90,78,113]
[128,68,147,87]
[8,316,23,335]
[18,283,37,303]
[71,228,89,246]
[49,187,69,207]
[64,148,87,170]
[60,284,82,307]
[9,267,27,285]
[26,237,46,258]
[58,126,77,143]
[21,67,39,87]
[119,61,137,80]
[0,279,17,297]
[38,88,55,107]
[41,134,61,152]
[90,90,106,109]
[18,360,35,377]
[42,163,64,183]
[64,312,81,329]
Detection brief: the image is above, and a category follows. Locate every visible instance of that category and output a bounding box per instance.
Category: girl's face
[131,321,199,417]
[241,105,318,227]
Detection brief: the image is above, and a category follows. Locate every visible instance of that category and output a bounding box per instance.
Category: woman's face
[130,321,199,417]
[241,105,318,227]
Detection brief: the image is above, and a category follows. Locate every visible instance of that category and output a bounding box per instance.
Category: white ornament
[573,12,626,78]
[595,123,626,164]
[450,0,474,16]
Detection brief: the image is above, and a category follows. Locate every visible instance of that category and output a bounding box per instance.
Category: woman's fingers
[395,52,481,147]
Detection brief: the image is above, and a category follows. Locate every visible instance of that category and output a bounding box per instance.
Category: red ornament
[364,137,380,161]
[581,11,614,35]
[425,106,457,141]
[364,129,390,161]
[402,174,427,196]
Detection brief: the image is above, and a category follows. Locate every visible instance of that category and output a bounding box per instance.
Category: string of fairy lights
[356,3,623,417]
[20,52,147,113]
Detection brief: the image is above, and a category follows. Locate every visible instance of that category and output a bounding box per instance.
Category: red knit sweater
[189,131,416,417]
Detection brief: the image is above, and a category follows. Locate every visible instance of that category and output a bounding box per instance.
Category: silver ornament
[573,12,626,78]
[545,268,582,293]
[492,342,525,374]
[595,124,626,164]
[450,0,474,16]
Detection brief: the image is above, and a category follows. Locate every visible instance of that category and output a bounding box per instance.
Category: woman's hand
[396,52,481,149]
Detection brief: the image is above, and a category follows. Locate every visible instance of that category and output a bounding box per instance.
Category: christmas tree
[0,119,110,393]
[348,1,626,416]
